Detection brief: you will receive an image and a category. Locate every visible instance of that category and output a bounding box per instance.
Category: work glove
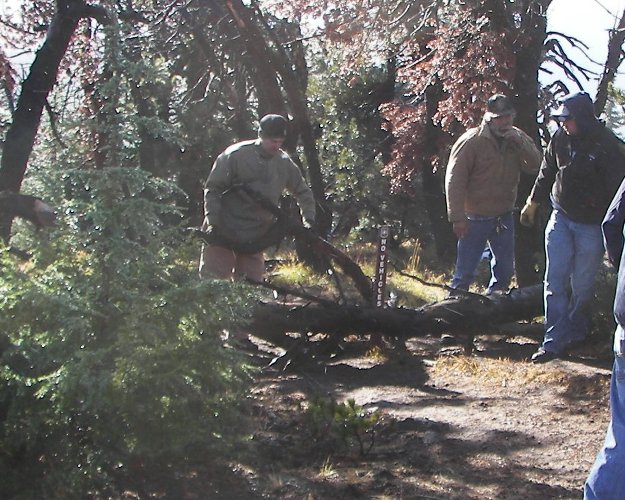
[520,200,539,227]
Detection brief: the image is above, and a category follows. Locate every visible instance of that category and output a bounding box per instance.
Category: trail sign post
[374,225,390,307]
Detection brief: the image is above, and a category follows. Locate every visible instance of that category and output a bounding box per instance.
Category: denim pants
[584,326,625,499]
[451,212,514,294]
[542,209,604,354]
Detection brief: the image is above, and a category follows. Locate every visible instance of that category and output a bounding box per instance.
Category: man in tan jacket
[445,94,541,295]
[199,114,316,281]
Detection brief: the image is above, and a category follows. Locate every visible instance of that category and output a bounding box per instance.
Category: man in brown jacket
[445,94,541,295]
[199,114,316,281]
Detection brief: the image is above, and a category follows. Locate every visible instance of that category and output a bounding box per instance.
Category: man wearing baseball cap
[520,91,625,363]
[445,94,542,296]
[199,113,316,281]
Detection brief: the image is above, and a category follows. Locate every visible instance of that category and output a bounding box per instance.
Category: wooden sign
[374,225,390,307]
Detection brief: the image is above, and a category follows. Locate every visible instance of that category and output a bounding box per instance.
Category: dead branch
[388,261,487,300]
[595,8,625,113]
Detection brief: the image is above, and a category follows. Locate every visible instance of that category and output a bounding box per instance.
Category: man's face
[488,113,515,137]
[559,116,578,135]
[260,136,285,155]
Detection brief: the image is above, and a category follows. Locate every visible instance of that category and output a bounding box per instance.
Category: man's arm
[204,153,232,228]
[286,161,316,225]
[444,133,474,225]
[603,175,625,268]
[445,134,476,239]
[507,128,542,175]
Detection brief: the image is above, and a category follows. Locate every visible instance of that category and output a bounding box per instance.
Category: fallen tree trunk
[248,284,543,347]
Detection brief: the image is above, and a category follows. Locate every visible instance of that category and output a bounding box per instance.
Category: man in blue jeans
[445,94,541,295]
[584,174,625,499]
[521,92,625,363]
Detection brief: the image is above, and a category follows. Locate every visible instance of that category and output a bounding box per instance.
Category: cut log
[248,284,543,347]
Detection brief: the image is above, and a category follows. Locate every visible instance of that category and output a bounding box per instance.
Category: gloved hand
[520,200,540,227]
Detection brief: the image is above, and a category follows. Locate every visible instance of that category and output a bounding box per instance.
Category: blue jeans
[451,212,514,294]
[584,326,625,500]
[542,209,604,354]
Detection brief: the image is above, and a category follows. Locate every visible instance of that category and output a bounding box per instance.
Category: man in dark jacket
[584,176,625,499]
[520,91,625,363]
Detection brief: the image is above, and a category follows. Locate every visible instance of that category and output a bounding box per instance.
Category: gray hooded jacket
[203,140,316,245]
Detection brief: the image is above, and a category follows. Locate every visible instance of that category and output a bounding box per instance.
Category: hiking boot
[531,347,557,364]
[440,333,459,346]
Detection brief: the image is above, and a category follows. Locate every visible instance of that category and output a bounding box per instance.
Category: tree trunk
[0,0,108,239]
[595,7,625,115]
[248,284,543,347]
[512,1,551,287]
[422,82,456,263]
[224,0,286,116]
[421,167,455,263]
[224,0,332,235]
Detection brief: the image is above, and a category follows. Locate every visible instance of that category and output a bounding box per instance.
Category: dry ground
[122,323,614,499]
[229,325,614,500]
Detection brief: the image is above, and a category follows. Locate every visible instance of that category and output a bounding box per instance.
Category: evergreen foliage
[0,167,256,498]
[309,58,427,242]
[305,396,380,457]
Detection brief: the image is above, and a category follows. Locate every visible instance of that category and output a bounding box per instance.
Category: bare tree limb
[595,9,625,113]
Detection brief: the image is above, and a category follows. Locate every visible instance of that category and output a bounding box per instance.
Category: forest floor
[135,320,615,500]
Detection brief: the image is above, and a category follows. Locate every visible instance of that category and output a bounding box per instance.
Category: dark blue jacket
[603,178,625,326]
[529,92,625,224]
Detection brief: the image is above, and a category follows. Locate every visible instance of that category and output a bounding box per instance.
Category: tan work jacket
[445,121,541,223]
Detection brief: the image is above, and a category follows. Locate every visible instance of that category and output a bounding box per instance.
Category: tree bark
[224,0,287,116]
[595,7,625,115]
[248,284,543,347]
[422,81,456,263]
[512,0,551,287]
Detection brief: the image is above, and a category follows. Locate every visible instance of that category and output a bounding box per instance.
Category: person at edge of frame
[583,168,625,500]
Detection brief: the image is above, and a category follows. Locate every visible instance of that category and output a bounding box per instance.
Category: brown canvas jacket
[445,121,541,222]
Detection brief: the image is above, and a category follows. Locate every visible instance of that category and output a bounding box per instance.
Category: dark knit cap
[258,114,288,138]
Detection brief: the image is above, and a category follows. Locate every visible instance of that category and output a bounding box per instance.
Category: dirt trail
[239,329,614,499]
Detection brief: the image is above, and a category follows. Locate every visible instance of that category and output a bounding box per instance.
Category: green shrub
[305,396,380,457]
[0,168,256,498]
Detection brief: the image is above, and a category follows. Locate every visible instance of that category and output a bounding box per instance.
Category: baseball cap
[485,94,515,119]
[551,103,572,120]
